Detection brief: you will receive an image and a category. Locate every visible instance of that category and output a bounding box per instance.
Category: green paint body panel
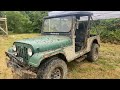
[8,47,13,53]
[11,35,72,67]
[28,49,63,67]
[16,35,72,53]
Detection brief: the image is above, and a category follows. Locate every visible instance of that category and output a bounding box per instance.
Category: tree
[4,11,32,33]
[0,11,4,17]
[4,11,48,33]
[26,11,48,33]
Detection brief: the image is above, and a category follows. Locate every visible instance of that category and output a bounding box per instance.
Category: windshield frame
[41,16,74,35]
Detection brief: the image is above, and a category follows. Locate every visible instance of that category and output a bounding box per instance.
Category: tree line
[0,11,120,43]
[93,19,120,44]
[0,11,48,33]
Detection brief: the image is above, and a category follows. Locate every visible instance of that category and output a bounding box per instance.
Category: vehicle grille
[16,46,28,61]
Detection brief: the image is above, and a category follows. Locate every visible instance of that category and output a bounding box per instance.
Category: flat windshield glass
[43,16,72,33]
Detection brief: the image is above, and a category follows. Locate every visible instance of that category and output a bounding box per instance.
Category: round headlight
[27,48,33,56]
[13,45,16,51]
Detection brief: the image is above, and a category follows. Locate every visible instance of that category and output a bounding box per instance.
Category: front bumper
[5,52,37,79]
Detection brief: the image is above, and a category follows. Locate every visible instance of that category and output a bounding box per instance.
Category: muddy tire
[87,43,99,62]
[37,57,68,79]
[13,74,21,79]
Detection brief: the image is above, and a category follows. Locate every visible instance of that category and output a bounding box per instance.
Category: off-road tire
[37,57,68,79]
[13,73,21,79]
[87,43,99,62]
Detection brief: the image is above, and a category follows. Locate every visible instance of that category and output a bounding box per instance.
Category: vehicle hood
[15,35,72,52]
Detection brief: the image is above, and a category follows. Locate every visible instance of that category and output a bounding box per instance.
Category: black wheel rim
[51,67,62,79]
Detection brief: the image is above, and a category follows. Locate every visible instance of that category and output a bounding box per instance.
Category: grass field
[0,34,120,79]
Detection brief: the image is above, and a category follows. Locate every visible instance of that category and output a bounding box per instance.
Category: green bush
[1,11,120,44]
[94,19,120,44]
[1,11,48,33]
[4,11,32,33]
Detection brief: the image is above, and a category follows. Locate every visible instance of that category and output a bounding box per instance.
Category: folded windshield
[43,16,73,33]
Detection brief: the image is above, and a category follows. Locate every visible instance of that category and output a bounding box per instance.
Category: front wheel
[87,43,99,62]
[37,57,68,79]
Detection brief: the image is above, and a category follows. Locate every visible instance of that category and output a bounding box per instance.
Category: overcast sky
[48,11,120,20]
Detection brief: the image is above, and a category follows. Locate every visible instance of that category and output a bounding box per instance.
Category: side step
[75,55,87,63]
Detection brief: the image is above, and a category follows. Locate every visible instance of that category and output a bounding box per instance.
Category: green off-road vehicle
[5,11,100,79]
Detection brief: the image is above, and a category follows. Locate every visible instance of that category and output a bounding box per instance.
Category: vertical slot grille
[17,45,28,60]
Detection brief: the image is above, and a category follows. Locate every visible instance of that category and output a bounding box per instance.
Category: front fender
[8,47,13,53]
[28,49,64,67]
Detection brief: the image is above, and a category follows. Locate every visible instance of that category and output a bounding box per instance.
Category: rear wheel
[87,43,99,62]
[37,57,68,79]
